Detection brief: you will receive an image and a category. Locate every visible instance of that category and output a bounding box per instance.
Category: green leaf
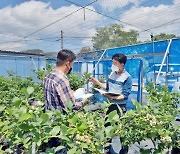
[61,124,67,135]
[19,106,27,114]
[12,97,22,107]
[55,146,65,152]
[67,147,77,154]
[40,113,49,123]
[77,122,88,132]
[27,87,34,95]
[117,104,123,117]
[68,114,78,125]
[51,126,60,136]
[105,126,114,137]
[67,100,72,111]
[37,140,42,146]
[66,128,76,135]
[80,143,88,148]
[44,148,54,154]
[19,123,31,131]
[23,137,31,144]
[132,99,141,112]
[0,121,5,127]
[58,135,70,141]
[7,108,13,115]
[112,114,119,121]
[2,123,15,132]
[2,125,10,132]
[4,148,13,153]
[21,87,28,95]
[107,110,118,121]
[0,106,5,112]
[44,138,49,143]
[19,113,33,122]
[96,131,105,141]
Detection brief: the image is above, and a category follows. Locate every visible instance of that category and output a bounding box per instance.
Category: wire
[141,17,180,32]
[63,0,180,37]
[2,0,179,52]
[0,37,60,44]
[58,0,179,38]
[64,0,148,32]
[0,0,98,50]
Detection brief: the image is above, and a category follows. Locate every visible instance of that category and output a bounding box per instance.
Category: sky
[0,0,179,53]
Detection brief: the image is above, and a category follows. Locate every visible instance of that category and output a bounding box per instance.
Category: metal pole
[156,39,172,84]
[151,34,156,85]
[137,58,143,105]
[140,59,143,105]
[91,49,107,75]
[31,57,38,71]
[61,30,63,50]
[165,47,169,86]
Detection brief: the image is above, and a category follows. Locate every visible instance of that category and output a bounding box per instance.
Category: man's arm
[55,80,86,108]
[89,77,106,89]
[104,76,132,101]
[104,93,125,100]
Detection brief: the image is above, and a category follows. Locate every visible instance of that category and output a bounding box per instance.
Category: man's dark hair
[56,49,76,66]
[112,53,127,65]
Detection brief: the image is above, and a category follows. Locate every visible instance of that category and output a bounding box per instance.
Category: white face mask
[111,64,119,72]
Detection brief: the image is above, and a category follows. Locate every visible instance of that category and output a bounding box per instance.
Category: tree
[154,33,176,41]
[79,47,91,53]
[92,24,139,50]
[144,33,177,43]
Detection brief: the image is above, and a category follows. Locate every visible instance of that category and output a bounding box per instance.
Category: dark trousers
[105,104,126,127]
[40,138,67,154]
[105,104,128,154]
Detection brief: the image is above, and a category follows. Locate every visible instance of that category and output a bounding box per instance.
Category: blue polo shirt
[106,69,132,105]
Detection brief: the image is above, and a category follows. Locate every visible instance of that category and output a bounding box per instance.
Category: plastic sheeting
[0,55,46,79]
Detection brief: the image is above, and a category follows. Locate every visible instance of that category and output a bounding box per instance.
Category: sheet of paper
[93,88,107,94]
[74,88,93,100]
[93,88,120,96]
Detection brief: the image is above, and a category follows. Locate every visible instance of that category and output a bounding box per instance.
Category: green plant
[0,87,120,153]
[0,76,44,106]
[118,83,180,153]
[91,76,106,92]
[35,63,53,81]
[35,64,91,91]
[68,72,91,91]
[0,78,179,154]
[0,87,51,153]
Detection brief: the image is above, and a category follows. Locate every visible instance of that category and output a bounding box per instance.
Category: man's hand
[89,77,100,85]
[103,93,124,101]
[75,101,83,107]
[82,97,88,105]
[75,97,88,107]
[103,93,114,99]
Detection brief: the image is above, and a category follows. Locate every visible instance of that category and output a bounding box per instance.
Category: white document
[74,88,94,100]
[93,88,120,96]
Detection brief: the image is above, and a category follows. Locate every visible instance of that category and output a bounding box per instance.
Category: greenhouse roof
[0,50,45,57]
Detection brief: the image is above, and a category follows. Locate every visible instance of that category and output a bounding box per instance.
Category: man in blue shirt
[90,53,132,112]
[90,53,132,154]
